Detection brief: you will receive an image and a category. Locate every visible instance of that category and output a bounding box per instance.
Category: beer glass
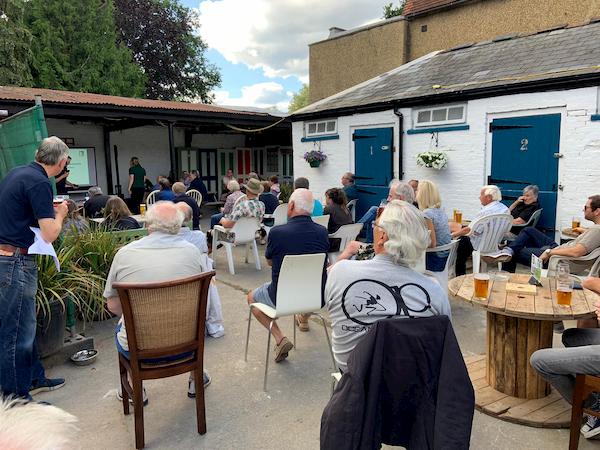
[473,273,490,299]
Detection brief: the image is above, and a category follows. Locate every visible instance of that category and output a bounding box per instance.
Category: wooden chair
[187,189,203,207]
[569,374,600,449]
[146,190,160,206]
[114,272,215,449]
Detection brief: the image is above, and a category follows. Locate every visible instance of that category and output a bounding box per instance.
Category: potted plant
[416,151,449,170]
[304,149,327,168]
[278,183,293,203]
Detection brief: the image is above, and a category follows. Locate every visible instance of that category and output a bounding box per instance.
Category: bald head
[174,202,193,222]
[145,201,184,234]
[288,188,314,217]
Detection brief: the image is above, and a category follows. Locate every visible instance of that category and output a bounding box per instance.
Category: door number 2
[520,138,529,152]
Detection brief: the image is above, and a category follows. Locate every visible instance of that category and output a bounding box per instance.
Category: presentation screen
[68,147,97,186]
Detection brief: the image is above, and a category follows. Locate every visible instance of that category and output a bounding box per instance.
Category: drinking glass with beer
[572,217,581,229]
[556,261,573,306]
[455,209,463,225]
[474,273,490,299]
[140,204,147,217]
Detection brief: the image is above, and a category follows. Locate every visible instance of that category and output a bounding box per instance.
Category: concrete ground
[38,216,600,449]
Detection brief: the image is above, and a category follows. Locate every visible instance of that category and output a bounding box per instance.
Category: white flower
[416,151,448,170]
[0,13,8,21]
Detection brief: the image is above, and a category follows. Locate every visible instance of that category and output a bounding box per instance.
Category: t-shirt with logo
[325,253,451,371]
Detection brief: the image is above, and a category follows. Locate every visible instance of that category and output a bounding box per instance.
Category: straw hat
[244,178,264,195]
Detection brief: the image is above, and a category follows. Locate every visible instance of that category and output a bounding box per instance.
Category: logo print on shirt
[341,279,432,327]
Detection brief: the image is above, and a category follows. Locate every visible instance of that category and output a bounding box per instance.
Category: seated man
[294,177,323,216]
[84,186,110,218]
[104,202,211,401]
[489,195,600,272]
[341,172,358,202]
[219,178,265,229]
[189,170,209,201]
[172,181,200,230]
[508,184,541,235]
[259,181,279,215]
[326,200,451,371]
[246,188,329,362]
[452,185,509,276]
[156,178,175,201]
[357,179,415,243]
[530,276,600,440]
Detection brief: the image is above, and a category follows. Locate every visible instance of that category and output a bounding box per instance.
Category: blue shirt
[312,199,324,216]
[265,215,330,304]
[157,189,175,201]
[343,184,358,201]
[0,162,55,248]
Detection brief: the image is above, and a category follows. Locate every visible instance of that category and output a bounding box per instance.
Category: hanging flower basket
[304,150,327,167]
[416,151,448,170]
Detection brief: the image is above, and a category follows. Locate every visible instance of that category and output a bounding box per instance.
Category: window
[305,119,337,137]
[414,104,466,127]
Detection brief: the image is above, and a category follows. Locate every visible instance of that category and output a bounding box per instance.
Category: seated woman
[325,200,451,371]
[508,185,541,234]
[210,179,244,229]
[156,178,175,201]
[102,196,141,231]
[323,188,353,234]
[416,180,452,272]
[259,181,279,215]
[62,199,88,234]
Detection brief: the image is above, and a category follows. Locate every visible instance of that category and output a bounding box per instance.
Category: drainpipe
[393,108,404,179]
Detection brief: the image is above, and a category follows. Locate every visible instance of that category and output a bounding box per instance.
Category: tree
[382,1,406,19]
[0,0,33,86]
[26,0,146,97]
[288,84,310,112]
[113,0,221,102]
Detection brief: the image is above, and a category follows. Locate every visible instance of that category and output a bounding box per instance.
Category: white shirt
[470,201,510,248]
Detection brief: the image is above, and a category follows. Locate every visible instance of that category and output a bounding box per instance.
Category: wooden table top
[449,273,599,320]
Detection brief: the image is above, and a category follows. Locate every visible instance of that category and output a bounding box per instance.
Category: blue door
[489,114,560,232]
[353,127,394,219]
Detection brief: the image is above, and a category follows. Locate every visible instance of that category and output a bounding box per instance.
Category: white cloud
[215,81,293,112]
[197,0,384,82]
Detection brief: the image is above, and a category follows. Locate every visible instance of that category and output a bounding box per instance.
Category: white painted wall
[293,86,600,231]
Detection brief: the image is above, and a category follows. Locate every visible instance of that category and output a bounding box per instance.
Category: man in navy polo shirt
[246,188,329,362]
[0,136,70,399]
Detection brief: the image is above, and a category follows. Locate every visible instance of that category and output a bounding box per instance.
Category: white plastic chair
[469,213,513,273]
[213,217,262,275]
[328,223,364,264]
[146,190,160,206]
[262,203,288,237]
[186,189,203,207]
[347,199,358,222]
[547,247,600,277]
[425,240,460,292]
[312,215,330,228]
[244,253,334,391]
[505,208,543,241]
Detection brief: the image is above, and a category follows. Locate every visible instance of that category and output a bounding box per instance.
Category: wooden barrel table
[450,273,599,428]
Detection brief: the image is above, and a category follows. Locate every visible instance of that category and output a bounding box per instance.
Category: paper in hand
[28,227,60,271]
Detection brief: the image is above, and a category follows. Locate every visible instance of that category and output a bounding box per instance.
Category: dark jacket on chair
[320,316,474,450]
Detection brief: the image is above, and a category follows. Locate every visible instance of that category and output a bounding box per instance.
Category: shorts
[252,282,275,308]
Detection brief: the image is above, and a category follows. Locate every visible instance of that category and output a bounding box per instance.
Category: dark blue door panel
[490,114,560,231]
[354,127,393,218]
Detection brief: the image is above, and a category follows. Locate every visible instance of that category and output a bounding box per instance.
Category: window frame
[304,119,338,138]
[413,104,467,128]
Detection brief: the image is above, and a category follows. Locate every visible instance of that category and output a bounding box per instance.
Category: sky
[181,0,388,112]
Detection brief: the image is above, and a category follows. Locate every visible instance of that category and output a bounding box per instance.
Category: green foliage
[114,0,221,101]
[26,0,146,97]
[278,183,293,203]
[288,84,310,112]
[0,0,33,86]
[382,1,406,19]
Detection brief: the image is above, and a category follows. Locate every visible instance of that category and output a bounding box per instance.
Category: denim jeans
[505,227,558,272]
[210,213,224,229]
[358,206,378,243]
[530,328,600,403]
[0,254,39,397]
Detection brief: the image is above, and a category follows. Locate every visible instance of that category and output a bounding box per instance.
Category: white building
[292,21,600,235]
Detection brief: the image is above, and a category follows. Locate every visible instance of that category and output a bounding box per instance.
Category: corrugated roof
[293,22,600,117]
[404,0,475,16]
[0,86,268,117]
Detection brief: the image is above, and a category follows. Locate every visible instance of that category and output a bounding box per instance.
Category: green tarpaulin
[0,104,48,180]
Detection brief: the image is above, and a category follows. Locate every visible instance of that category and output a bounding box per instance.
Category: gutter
[290,71,600,121]
[394,108,404,180]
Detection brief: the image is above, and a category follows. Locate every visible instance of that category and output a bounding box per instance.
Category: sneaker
[187,371,211,398]
[483,248,513,263]
[582,415,600,439]
[29,377,65,395]
[117,387,148,406]
[274,337,294,363]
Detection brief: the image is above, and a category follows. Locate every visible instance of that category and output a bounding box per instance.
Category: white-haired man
[452,185,509,276]
[326,200,451,371]
[246,188,329,362]
[0,136,70,399]
[104,202,211,402]
[84,186,110,218]
[358,180,416,243]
